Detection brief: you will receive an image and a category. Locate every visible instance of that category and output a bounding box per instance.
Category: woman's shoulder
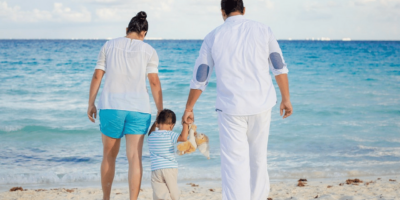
[106,37,128,45]
[140,42,157,56]
[141,41,156,50]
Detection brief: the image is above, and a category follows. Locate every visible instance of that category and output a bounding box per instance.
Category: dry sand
[1,177,399,200]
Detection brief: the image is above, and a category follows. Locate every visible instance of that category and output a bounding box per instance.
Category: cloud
[0,0,398,40]
[258,0,275,9]
[350,0,400,22]
[353,0,400,6]
[0,1,91,22]
[95,0,175,21]
[354,0,376,5]
[297,1,333,20]
[80,0,141,6]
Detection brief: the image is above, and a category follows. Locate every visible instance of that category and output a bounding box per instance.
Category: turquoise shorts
[99,109,151,139]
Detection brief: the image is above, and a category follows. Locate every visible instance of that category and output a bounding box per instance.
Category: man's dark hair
[156,109,176,125]
[221,0,244,16]
[127,11,148,35]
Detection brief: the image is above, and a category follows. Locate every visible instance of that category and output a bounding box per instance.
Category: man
[182,0,293,199]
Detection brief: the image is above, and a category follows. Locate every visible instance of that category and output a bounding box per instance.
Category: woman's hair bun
[127,11,148,35]
[136,11,147,20]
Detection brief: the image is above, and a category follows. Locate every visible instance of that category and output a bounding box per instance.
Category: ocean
[0,39,399,187]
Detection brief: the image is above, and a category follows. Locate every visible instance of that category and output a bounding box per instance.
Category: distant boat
[342,38,351,41]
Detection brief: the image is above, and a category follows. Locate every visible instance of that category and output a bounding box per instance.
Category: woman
[87,11,163,200]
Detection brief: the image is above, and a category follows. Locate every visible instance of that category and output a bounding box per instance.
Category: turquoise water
[0,40,399,185]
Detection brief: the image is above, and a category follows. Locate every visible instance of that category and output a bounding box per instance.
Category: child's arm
[148,122,157,136]
[177,123,189,142]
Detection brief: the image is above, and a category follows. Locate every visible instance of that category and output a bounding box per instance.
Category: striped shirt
[148,130,180,171]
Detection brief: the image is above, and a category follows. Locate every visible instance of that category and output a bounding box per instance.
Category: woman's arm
[88,69,105,122]
[177,123,189,142]
[148,122,157,136]
[148,73,163,115]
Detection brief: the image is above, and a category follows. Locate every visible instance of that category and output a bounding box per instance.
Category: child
[148,109,189,200]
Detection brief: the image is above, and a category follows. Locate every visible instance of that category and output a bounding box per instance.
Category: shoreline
[1,175,399,200]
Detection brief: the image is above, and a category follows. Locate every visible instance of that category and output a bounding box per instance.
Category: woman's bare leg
[101,134,121,200]
[125,134,145,200]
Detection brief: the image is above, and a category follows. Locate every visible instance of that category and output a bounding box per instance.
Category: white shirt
[190,15,289,115]
[95,37,159,114]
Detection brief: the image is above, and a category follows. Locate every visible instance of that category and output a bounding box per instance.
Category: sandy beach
[1,176,399,200]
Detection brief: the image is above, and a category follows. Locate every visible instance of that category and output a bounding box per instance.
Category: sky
[0,0,399,40]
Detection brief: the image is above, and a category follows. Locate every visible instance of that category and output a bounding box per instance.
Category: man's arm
[182,89,202,124]
[267,27,292,118]
[183,36,214,123]
[275,74,292,118]
[177,123,190,142]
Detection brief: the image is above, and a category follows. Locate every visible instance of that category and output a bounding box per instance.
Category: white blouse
[95,37,159,114]
[190,15,289,115]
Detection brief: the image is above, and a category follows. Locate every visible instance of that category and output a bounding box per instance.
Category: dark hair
[156,109,176,125]
[221,0,244,16]
[127,11,148,35]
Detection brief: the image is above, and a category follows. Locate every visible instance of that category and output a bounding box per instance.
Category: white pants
[217,109,271,200]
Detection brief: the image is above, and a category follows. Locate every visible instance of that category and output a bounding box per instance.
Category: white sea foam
[0,125,24,132]
[357,145,400,157]
[4,166,398,185]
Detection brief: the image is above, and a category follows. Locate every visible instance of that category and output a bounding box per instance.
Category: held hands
[87,104,97,123]
[280,100,293,119]
[182,109,194,124]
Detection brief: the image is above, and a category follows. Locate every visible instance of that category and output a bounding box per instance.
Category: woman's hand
[87,104,97,123]
[88,69,104,123]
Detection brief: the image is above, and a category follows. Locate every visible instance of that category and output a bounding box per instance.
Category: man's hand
[182,110,194,124]
[87,104,97,123]
[280,100,293,119]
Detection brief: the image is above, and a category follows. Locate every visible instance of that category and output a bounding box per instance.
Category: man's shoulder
[244,19,271,30]
[202,24,225,47]
[204,23,225,40]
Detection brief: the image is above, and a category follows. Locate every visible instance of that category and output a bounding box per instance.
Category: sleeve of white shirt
[189,38,214,91]
[268,28,289,76]
[146,48,159,74]
[94,42,107,71]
